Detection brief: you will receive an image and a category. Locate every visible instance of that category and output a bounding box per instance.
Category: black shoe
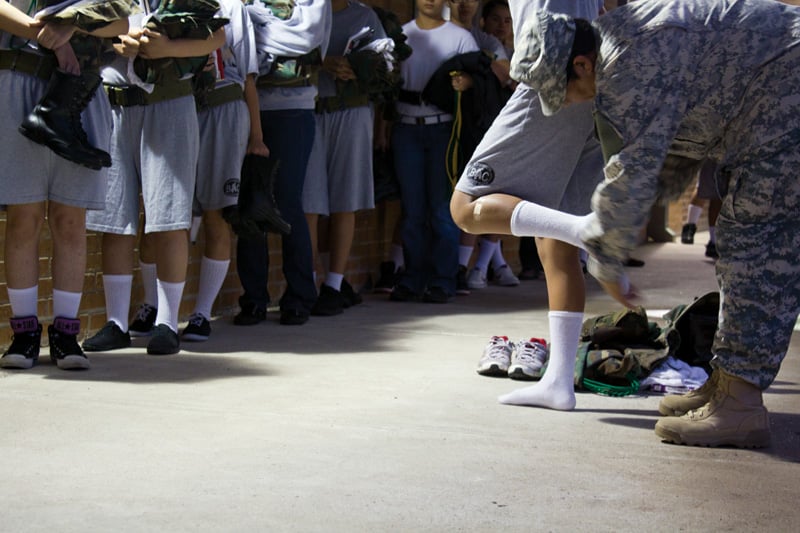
[147,324,180,355]
[389,284,418,302]
[705,241,719,259]
[82,320,131,352]
[517,268,540,281]
[341,279,363,308]
[234,302,267,326]
[48,317,90,370]
[624,257,645,267]
[129,303,157,337]
[0,316,42,370]
[182,313,211,342]
[312,285,344,316]
[681,223,697,244]
[280,309,309,326]
[423,286,450,304]
[374,261,397,293]
[456,265,471,295]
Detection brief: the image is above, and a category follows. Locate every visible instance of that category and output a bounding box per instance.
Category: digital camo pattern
[580,0,800,388]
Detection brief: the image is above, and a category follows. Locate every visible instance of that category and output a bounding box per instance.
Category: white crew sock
[155,280,185,333]
[390,244,405,271]
[7,286,38,318]
[474,238,499,271]
[687,205,703,225]
[53,289,82,319]
[458,245,474,267]
[325,272,344,292]
[499,310,583,411]
[510,201,591,250]
[709,226,716,244]
[139,261,158,307]
[193,257,230,319]
[103,274,132,331]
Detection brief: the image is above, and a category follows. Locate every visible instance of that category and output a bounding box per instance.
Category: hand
[323,56,355,81]
[113,31,142,58]
[450,72,473,92]
[598,275,639,309]
[138,27,170,59]
[37,22,76,50]
[247,137,270,157]
[53,44,80,75]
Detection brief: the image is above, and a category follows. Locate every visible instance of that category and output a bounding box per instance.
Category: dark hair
[482,0,509,20]
[566,18,597,81]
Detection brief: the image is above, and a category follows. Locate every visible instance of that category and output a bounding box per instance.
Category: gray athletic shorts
[695,159,725,200]
[194,99,249,213]
[0,70,110,210]
[86,94,199,235]
[302,106,375,215]
[455,86,603,215]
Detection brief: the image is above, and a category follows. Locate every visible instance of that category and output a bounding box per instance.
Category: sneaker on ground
[129,303,157,337]
[493,265,520,286]
[147,324,180,355]
[312,285,344,316]
[182,313,211,342]
[705,241,719,259]
[422,286,450,304]
[373,261,397,293]
[456,265,471,295]
[82,320,131,352]
[681,223,696,244]
[0,316,42,370]
[467,267,487,290]
[341,279,363,308]
[508,337,548,380]
[476,336,514,377]
[48,317,90,370]
[234,301,267,326]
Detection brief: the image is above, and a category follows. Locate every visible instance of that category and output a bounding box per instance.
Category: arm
[138,27,226,59]
[244,74,270,156]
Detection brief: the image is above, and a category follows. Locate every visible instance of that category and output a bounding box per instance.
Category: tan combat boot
[658,370,718,416]
[654,371,770,448]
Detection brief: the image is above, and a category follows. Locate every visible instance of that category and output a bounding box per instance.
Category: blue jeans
[236,109,317,313]
[392,122,459,295]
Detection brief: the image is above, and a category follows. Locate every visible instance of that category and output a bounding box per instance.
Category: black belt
[315,94,370,113]
[198,83,244,109]
[105,79,194,106]
[398,89,426,106]
[0,49,56,80]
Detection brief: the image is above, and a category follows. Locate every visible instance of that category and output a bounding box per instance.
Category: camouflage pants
[711,47,800,390]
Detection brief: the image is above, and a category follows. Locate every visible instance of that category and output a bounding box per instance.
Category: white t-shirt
[213,0,258,89]
[397,20,478,117]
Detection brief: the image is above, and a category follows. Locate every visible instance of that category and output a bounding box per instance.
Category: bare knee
[450,191,479,233]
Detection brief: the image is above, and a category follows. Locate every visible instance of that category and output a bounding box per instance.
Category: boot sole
[19,124,106,171]
[654,425,771,449]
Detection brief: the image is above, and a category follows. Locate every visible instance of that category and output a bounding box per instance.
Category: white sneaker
[508,337,548,380]
[476,336,514,376]
[493,265,520,286]
[467,267,487,289]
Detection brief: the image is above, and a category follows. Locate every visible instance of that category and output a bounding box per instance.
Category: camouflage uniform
[579,0,800,390]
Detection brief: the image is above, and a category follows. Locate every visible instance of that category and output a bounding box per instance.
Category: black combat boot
[240,154,292,236]
[19,70,111,170]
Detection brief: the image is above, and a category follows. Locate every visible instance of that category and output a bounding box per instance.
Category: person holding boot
[81,0,225,356]
[0,1,129,370]
[16,0,136,170]
[502,0,800,448]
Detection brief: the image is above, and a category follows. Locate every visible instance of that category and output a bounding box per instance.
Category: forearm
[0,3,39,40]
[244,74,263,142]
[145,28,225,59]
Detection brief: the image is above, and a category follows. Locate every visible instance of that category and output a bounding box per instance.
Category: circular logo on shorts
[466,162,494,186]
[223,179,240,196]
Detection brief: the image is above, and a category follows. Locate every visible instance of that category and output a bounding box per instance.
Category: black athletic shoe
[681,223,697,244]
[182,313,211,342]
[0,316,42,369]
[129,303,157,337]
[312,285,344,316]
[234,301,267,326]
[147,324,180,355]
[82,321,131,352]
[373,261,397,293]
[48,317,90,370]
[705,241,719,259]
[389,284,419,302]
[280,309,309,326]
[423,286,450,304]
[456,265,471,295]
[340,279,363,308]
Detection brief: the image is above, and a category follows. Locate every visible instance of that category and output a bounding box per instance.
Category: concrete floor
[2,236,799,532]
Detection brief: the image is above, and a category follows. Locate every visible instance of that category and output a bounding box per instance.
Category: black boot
[238,154,291,236]
[19,70,111,170]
